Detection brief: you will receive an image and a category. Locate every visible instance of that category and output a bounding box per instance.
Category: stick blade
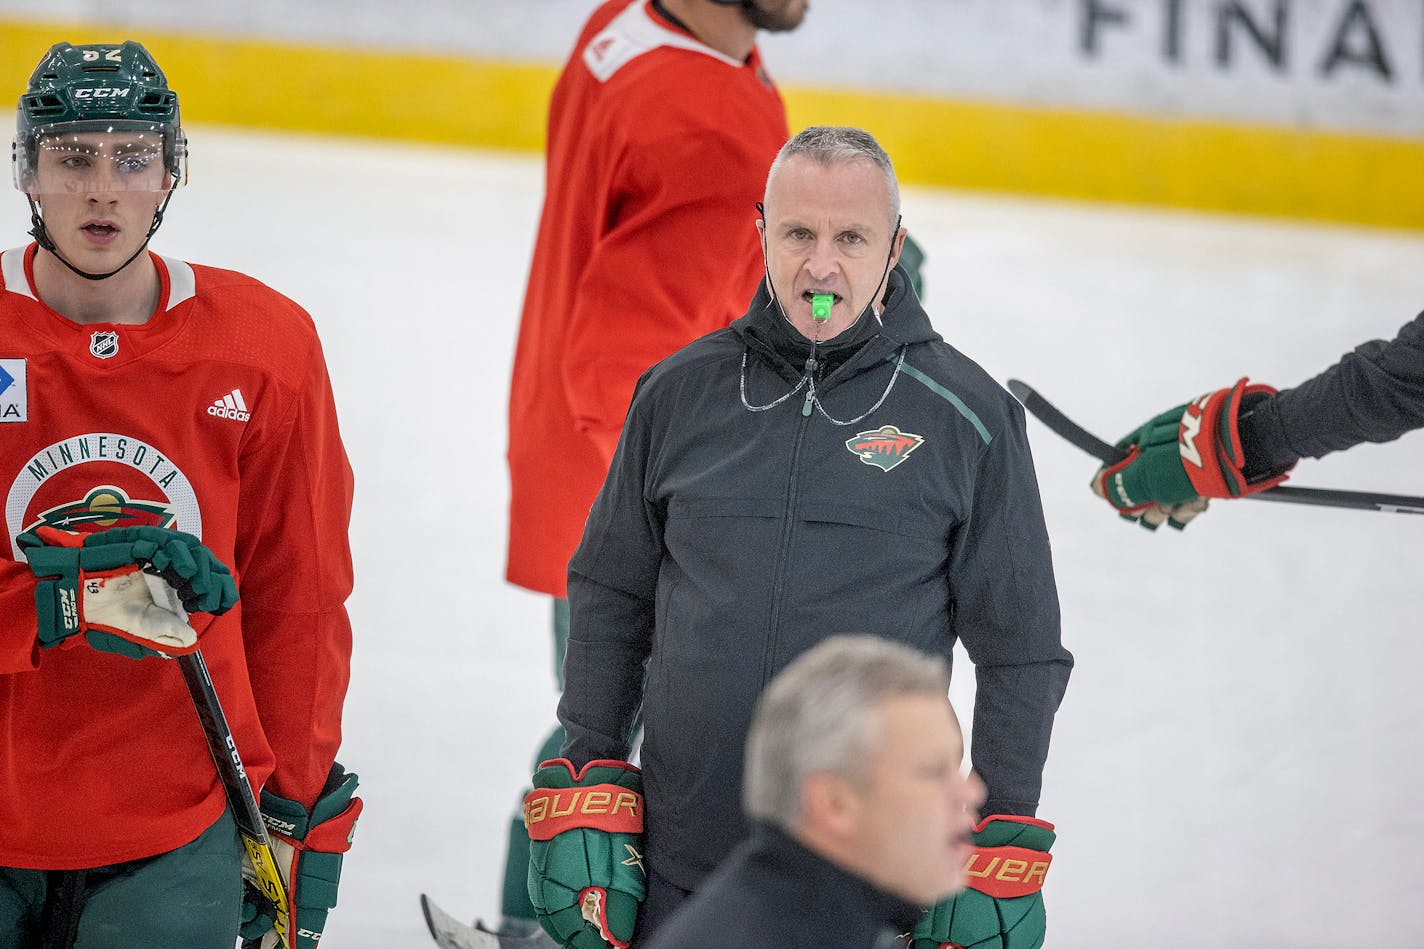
[1005,378,1034,403]
[419,895,558,949]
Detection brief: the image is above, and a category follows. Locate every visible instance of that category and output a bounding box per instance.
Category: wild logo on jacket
[28,486,175,534]
[845,425,924,472]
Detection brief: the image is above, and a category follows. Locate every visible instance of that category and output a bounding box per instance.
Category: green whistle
[811,294,833,321]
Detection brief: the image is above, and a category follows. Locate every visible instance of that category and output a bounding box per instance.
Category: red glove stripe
[1181,378,1289,499]
[1096,447,1153,514]
[1180,378,1296,500]
[972,814,1055,834]
[299,797,362,853]
[523,784,644,841]
[962,845,1052,900]
[577,887,631,949]
[1178,389,1223,492]
[535,757,640,782]
[35,526,86,547]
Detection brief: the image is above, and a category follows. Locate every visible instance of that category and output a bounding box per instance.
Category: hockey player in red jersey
[481,0,802,939]
[0,42,359,949]
[507,2,798,590]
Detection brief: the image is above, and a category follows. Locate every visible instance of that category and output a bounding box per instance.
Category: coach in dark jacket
[546,126,1073,948]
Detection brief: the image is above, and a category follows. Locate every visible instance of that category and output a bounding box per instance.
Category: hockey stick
[420,894,559,948]
[1005,379,1424,515]
[177,650,293,949]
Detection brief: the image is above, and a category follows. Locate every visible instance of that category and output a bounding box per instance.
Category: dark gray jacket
[560,270,1073,890]
[1243,311,1424,473]
[642,823,924,949]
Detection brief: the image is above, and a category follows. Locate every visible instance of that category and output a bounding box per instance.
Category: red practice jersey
[506,0,790,597]
[0,245,354,869]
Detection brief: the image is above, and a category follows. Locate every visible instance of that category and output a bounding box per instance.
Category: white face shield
[14,120,187,195]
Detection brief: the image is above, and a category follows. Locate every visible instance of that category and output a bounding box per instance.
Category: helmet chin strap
[26,191,175,282]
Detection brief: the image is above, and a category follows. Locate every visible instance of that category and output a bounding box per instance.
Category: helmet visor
[14,120,186,194]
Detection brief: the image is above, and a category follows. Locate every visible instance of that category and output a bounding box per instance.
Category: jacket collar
[752,822,926,938]
[732,266,939,390]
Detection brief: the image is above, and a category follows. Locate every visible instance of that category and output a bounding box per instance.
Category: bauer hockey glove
[16,525,236,659]
[525,758,646,949]
[1091,377,1294,530]
[913,815,1055,949]
[240,763,362,949]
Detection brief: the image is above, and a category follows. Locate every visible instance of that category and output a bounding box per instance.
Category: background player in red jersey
[490,0,803,938]
[0,41,359,949]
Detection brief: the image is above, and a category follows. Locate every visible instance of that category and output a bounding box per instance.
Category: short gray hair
[743,635,950,830]
[764,126,901,230]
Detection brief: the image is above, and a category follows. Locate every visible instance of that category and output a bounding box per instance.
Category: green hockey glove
[524,758,646,949]
[913,815,1055,949]
[240,763,362,949]
[97,524,239,615]
[1091,377,1294,530]
[898,231,927,300]
[16,525,234,659]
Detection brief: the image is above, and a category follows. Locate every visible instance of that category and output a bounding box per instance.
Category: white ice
[6,127,1422,948]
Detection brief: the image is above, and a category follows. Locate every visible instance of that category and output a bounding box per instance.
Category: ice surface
[6,127,1421,947]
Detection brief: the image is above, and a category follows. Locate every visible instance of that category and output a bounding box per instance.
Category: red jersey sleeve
[0,557,39,673]
[233,330,354,808]
[562,124,771,462]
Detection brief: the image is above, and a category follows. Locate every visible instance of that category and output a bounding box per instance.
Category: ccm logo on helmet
[72,88,131,100]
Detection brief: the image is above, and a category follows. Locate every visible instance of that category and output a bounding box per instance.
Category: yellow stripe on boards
[3,18,1421,230]
[783,85,1424,232]
[0,19,558,152]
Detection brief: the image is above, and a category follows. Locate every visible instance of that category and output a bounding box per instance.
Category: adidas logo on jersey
[208,389,251,422]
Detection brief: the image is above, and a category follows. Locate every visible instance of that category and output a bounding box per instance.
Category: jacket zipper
[763,354,817,686]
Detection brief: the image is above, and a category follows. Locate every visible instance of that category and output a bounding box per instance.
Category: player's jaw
[42,198,153,270]
[743,0,808,32]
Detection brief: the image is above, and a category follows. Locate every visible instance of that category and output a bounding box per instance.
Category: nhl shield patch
[90,331,119,359]
[845,425,924,472]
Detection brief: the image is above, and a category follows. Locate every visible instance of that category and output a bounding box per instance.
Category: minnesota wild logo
[845,425,924,472]
[27,485,175,534]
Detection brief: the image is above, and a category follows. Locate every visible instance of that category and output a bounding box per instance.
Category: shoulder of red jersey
[571,3,787,155]
[168,258,309,319]
[581,0,757,85]
[158,256,326,388]
[0,247,33,300]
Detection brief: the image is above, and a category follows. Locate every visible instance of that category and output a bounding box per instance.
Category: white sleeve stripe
[583,0,743,83]
[1,248,37,301]
[159,254,197,310]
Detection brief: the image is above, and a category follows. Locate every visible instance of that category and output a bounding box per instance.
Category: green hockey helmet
[13,40,187,194]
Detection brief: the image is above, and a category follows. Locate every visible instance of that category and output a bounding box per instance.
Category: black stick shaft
[178,651,292,948]
[178,651,270,841]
